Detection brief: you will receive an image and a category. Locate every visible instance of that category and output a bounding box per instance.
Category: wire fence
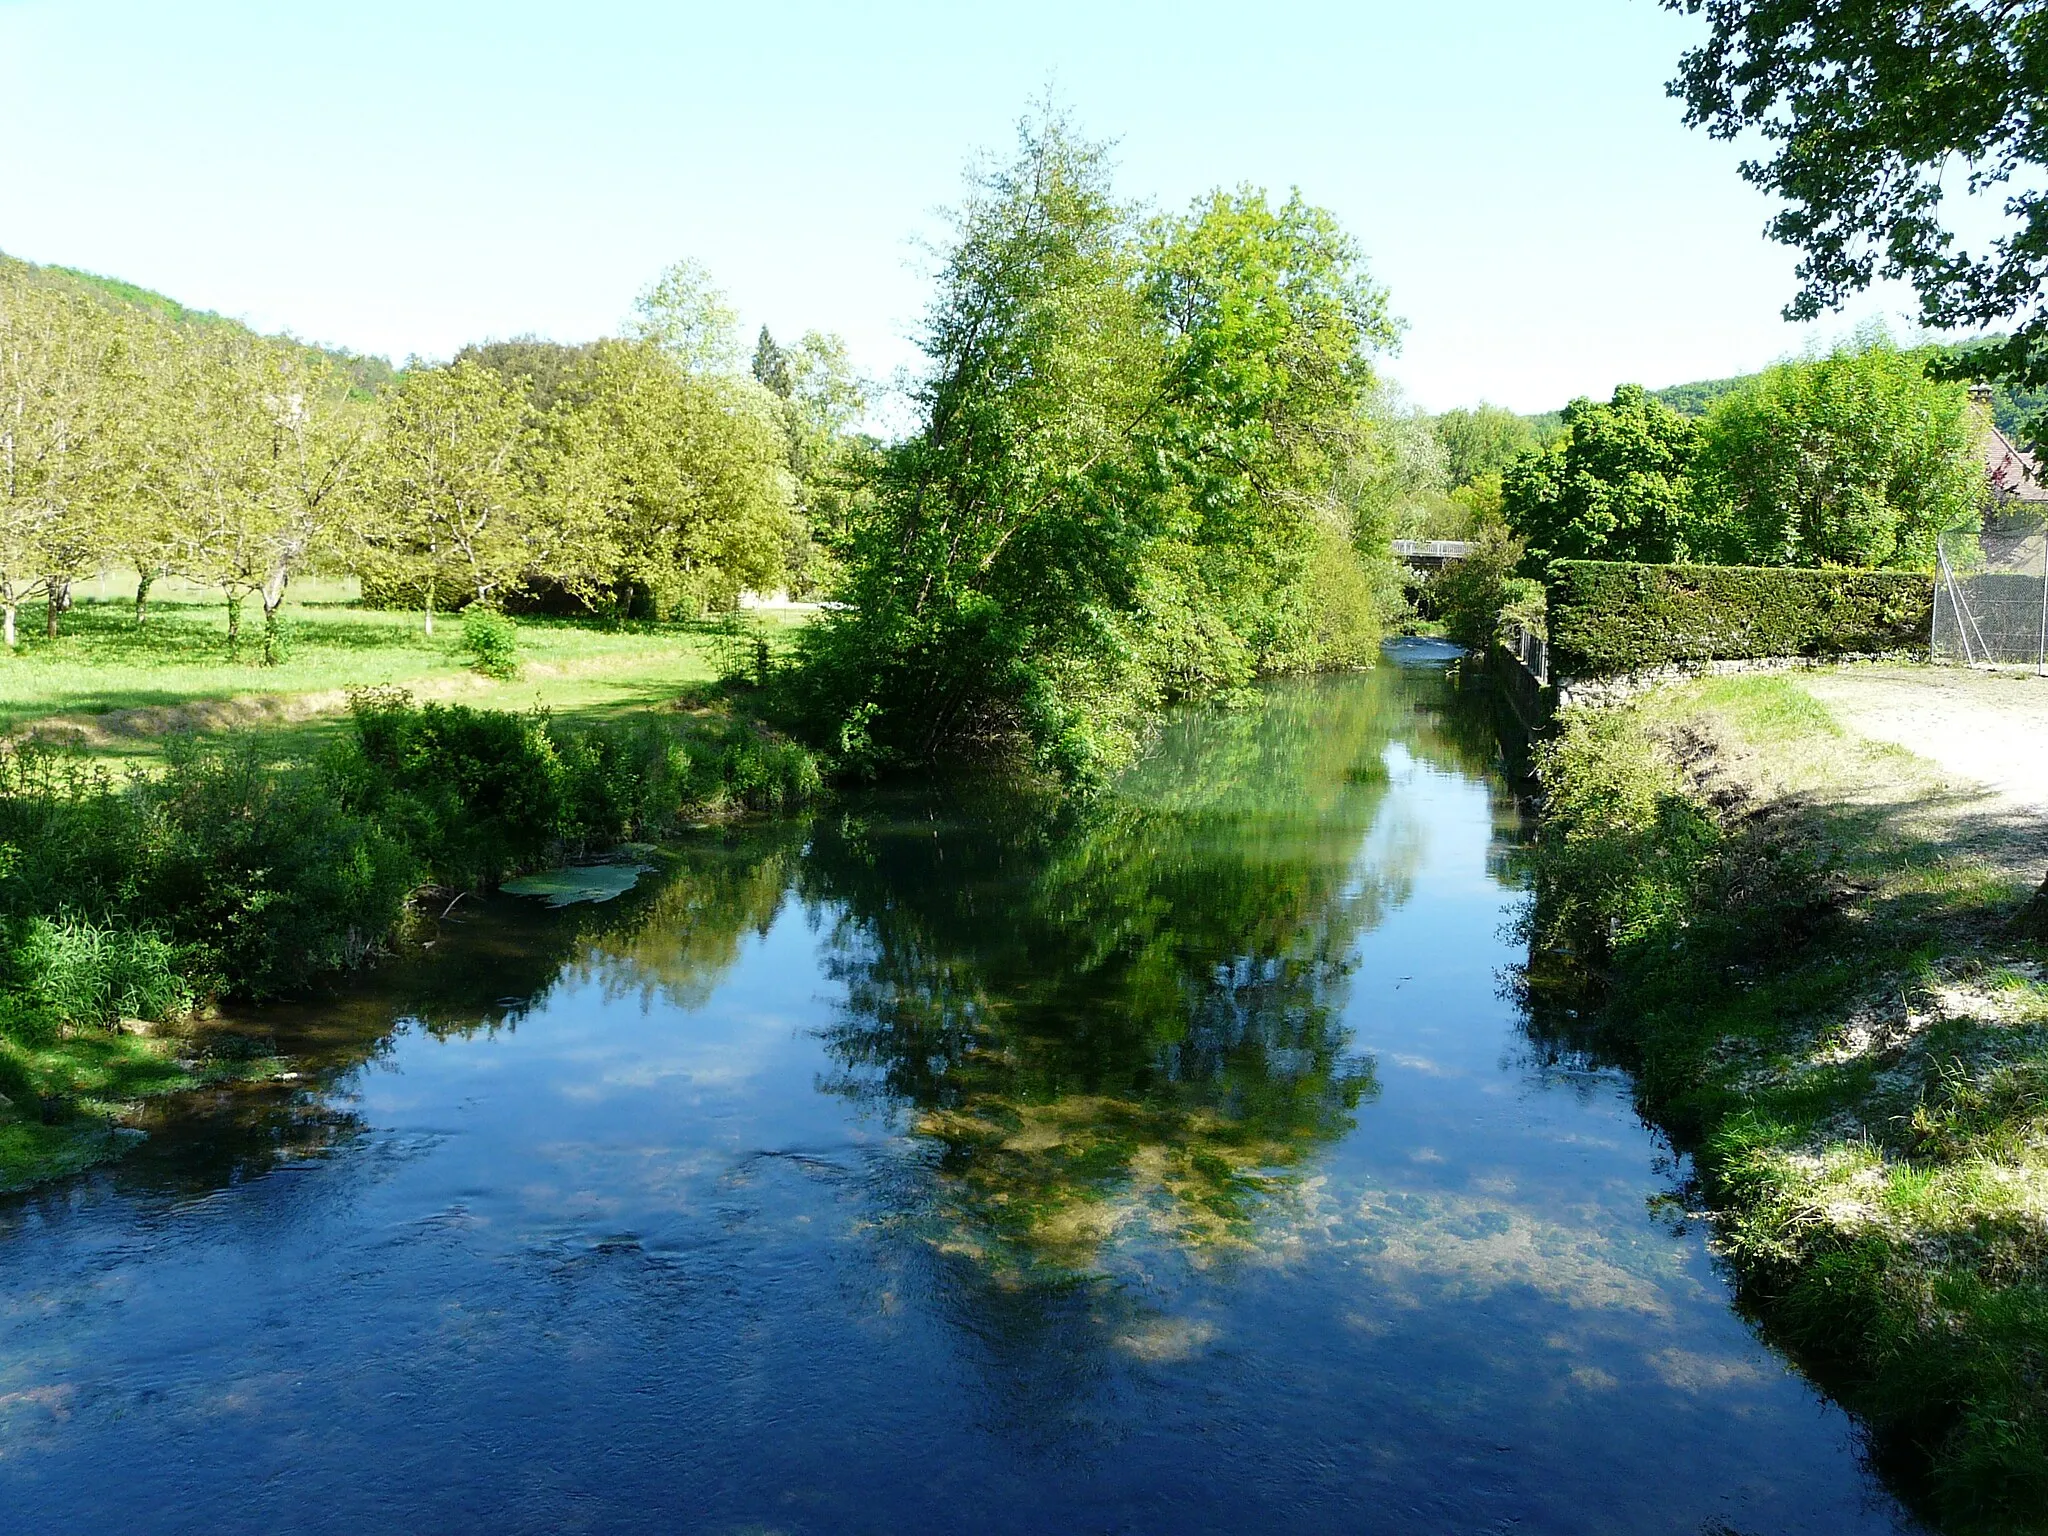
[1934,512,2048,672]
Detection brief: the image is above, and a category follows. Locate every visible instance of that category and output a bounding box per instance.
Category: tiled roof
[1984,423,2048,504]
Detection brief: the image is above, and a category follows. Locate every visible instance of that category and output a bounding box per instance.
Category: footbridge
[1391,539,1471,569]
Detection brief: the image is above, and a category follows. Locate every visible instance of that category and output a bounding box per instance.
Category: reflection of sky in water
[0,670,1919,1535]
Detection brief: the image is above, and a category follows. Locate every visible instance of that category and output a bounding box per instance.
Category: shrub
[462,608,521,680]
[6,918,194,1028]
[0,736,417,1001]
[132,739,418,997]
[1547,559,1932,676]
[332,693,567,886]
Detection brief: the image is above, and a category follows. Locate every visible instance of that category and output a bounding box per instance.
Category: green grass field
[0,575,809,764]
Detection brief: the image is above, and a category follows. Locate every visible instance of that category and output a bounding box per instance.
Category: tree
[628,259,742,375]
[1667,0,2048,395]
[1433,403,1536,489]
[157,332,361,661]
[1689,335,1984,567]
[545,340,793,616]
[772,329,869,593]
[455,336,601,411]
[792,111,1401,778]
[750,326,791,397]
[0,269,129,647]
[357,360,542,632]
[1502,384,1700,566]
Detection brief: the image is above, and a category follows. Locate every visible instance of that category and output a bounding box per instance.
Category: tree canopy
[1502,385,1701,566]
[788,112,1406,781]
[1667,0,2048,392]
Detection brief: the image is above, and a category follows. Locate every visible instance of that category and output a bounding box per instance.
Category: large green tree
[1667,0,2048,393]
[1502,384,1701,565]
[544,339,794,616]
[1688,337,1984,567]
[1433,403,1536,490]
[793,113,1401,780]
[355,360,553,631]
[0,268,131,646]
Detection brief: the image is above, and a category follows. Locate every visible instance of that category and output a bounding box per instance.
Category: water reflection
[797,678,1428,1275]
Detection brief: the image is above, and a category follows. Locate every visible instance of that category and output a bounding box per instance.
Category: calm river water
[1,647,1917,1534]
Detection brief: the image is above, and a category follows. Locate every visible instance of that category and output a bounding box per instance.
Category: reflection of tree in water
[799,673,1455,1277]
[572,821,809,1013]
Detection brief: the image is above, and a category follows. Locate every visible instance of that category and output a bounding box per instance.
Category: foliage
[542,339,795,617]
[628,257,743,375]
[352,360,557,627]
[461,606,521,679]
[1666,0,2048,401]
[6,917,194,1030]
[790,111,1402,782]
[1523,707,1726,965]
[1432,402,1535,489]
[1426,522,1535,649]
[0,736,418,999]
[1688,335,1985,567]
[456,336,602,412]
[1502,385,1701,566]
[1546,558,1933,675]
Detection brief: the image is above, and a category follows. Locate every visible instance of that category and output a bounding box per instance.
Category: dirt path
[1795,664,2048,816]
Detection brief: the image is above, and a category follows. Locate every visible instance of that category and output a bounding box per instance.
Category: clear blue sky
[0,0,1929,413]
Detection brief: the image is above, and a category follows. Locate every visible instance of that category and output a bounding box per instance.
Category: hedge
[1546,559,1933,677]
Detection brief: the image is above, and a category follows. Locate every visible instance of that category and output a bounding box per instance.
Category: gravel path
[1796,665,2048,815]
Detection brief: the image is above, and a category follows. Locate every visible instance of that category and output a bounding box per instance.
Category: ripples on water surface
[0,651,1918,1534]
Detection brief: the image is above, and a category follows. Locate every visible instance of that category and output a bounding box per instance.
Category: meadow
[0,575,808,765]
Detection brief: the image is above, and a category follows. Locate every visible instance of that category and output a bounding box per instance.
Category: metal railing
[1503,620,1549,684]
[1391,539,1473,562]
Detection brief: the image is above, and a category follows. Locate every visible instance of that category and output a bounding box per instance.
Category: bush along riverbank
[0,687,824,1192]
[1522,675,2048,1533]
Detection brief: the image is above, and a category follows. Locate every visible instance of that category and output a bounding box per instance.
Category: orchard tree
[1502,385,1701,566]
[0,268,128,647]
[1689,336,1984,567]
[359,360,542,632]
[160,333,361,661]
[546,339,793,616]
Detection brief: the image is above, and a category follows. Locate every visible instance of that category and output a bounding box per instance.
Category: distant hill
[3,251,397,398]
[1532,343,2048,443]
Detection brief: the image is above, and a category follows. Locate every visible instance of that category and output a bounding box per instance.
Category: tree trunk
[260,571,290,666]
[2,601,15,649]
[45,578,69,640]
[2018,870,2048,942]
[226,594,243,657]
[423,587,435,638]
[135,571,154,624]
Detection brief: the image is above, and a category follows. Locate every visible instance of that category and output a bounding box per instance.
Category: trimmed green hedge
[1547,559,1933,676]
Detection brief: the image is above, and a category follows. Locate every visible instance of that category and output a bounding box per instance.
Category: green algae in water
[500,863,651,908]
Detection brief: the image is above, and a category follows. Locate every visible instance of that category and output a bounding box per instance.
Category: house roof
[1983,422,2048,504]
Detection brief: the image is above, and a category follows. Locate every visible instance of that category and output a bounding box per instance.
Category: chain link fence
[1934,511,2048,672]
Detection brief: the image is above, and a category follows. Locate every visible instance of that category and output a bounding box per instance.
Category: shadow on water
[0,650,1925,1536]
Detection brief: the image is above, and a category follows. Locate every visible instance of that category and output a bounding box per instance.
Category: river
[0,646,1917,1533]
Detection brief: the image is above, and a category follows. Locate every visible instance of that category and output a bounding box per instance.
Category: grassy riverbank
[1524,671,2048,1532]
[0,677,824,1193]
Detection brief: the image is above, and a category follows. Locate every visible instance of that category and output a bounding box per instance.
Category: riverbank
[1524,666,2048,1532]
[0,686,824,1192]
